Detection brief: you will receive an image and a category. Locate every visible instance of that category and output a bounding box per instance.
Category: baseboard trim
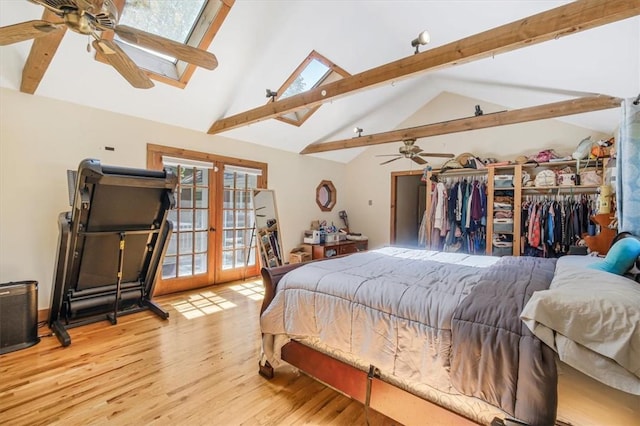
[38,309,49,324]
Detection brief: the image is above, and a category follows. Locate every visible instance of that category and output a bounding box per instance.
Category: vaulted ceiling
[1,1,639,163]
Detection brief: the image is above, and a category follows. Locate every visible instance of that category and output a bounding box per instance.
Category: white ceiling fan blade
[0,20,63,46]
[114,25,218,70]
[93,39,154,89]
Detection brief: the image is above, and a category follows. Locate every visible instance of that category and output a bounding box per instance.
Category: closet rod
[434,169,489,177]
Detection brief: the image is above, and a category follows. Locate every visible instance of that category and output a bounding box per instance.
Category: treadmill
[49,159,177,346]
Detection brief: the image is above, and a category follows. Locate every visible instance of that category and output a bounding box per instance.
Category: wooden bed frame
[258,263,499,426]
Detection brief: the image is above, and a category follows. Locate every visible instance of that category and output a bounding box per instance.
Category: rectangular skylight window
[116,0,207,62]
[271,51,350,126]
[119,0,206,44]
[98,0,233,88]
[280,59,331,99]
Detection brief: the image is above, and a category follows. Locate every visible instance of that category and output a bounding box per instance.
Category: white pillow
[521,256,640,393]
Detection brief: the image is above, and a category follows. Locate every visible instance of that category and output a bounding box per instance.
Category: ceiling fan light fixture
[411,30,430,54]
[63,11,93,35]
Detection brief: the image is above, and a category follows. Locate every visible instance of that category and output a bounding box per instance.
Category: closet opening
[390,170,426,248]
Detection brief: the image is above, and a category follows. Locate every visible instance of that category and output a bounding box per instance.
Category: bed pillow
[588,237,640,275]
[521,256,640,393]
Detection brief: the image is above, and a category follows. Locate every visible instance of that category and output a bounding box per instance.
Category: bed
[259,244,640,425]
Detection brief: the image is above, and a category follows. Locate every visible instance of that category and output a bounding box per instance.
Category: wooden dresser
[302,240,368,260]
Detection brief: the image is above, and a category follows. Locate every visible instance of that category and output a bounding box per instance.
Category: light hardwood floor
[0,279,398,426]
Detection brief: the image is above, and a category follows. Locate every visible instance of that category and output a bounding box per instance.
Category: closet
[392,172,426,248]
[422,158,608,257]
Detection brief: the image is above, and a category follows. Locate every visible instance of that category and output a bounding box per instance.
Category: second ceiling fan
[0,0,219,90]
[377,139,453,165]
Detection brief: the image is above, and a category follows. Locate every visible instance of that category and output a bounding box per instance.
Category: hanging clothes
[521,194,597,258]
[423,174,487,255]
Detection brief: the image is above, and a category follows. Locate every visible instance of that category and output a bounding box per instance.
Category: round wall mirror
[316,180,336,211]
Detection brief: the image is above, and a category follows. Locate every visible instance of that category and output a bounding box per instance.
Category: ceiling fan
[0,0,218,90]
[376,139,454,165]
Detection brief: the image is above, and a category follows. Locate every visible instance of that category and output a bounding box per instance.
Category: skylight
[99,0,234,88]
[271,51,350,126]
[118,0,206,49]
[280,59,330,99]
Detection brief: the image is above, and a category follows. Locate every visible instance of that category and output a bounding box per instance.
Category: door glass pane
[180,187,193,208]
[223,230,234,249]
[195,169,207,186]
[223,172,234,188]
[181,168,194,185]
[222,250,233,270]
[236,191,248,209]
[194,210,207,230]
[223,210,234,228]
[236,174,246,190]
[167,233,177,256]
[235,230,246,248]
[163,255,176,277]
[248,174,257,188]
[195,188,208,208]
[178,255,193,276]
[223,189,233,209]
[194,253,207,274]
[180,210,194,231]
[168,209,177,229]
[236,210,246,228]
[179,232,193,255]
[194,231,207,252]
[234,249,245,267]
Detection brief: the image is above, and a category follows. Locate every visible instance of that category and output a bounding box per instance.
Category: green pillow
[588,237,640,275]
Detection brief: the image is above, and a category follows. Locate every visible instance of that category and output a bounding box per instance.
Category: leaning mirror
[251,189,284,268]
[316,180,336,211]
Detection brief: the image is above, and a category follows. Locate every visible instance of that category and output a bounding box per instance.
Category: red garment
[529,204,541,248]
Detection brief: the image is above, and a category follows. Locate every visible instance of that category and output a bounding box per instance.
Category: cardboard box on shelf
[290,247,312,264]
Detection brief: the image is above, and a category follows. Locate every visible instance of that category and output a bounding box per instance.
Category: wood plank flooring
[0,280,397,426]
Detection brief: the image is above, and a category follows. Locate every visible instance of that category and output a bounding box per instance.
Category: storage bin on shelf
[492,245,513,257]
[493,218,514,233]
[494,174,514,188]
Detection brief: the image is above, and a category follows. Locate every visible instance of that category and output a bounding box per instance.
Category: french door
[147,144,267,295]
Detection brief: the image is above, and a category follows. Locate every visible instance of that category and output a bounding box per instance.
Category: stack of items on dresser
[303,220,345,244]
[427,175,487,254]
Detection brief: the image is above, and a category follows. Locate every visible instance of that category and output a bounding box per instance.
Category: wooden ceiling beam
[300,96,623,154]
[20,10,66,94]
[208,0,640,135]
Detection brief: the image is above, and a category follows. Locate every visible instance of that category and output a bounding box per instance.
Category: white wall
[0,88,346,309]
[0,88,613,310]
[344,91,611,249]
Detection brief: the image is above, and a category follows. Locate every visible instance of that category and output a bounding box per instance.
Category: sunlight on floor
[229,280,264,301]
[171,291,237,319]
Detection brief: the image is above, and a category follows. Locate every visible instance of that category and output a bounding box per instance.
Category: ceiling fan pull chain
[87,35,91,53]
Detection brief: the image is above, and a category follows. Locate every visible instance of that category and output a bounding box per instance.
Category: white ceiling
[1,1,639,163]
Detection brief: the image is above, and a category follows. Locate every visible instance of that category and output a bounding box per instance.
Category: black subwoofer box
[0,281,40,355]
